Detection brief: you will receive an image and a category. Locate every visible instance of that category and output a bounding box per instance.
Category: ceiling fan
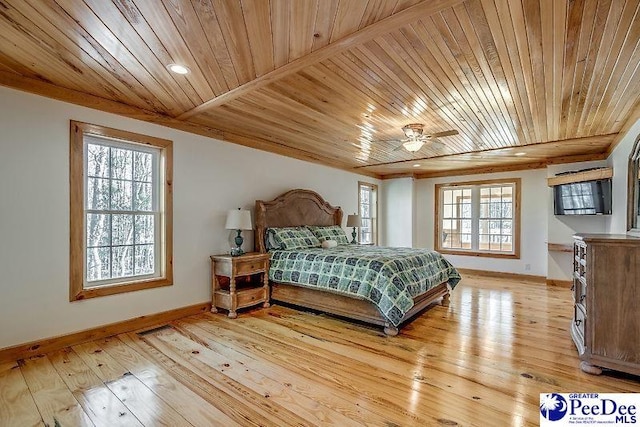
[389,124,459,153]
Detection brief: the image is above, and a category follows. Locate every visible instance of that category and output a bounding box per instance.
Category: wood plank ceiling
[0,0,638,178]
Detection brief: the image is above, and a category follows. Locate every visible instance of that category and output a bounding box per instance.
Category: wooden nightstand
[210,252,270,318]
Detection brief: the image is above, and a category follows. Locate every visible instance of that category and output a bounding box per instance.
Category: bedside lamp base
[231,229,245,257]
[351,227,357,244]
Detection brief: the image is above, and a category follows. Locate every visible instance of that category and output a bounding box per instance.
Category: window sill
[436,248,520,259]
[70,277,172,301]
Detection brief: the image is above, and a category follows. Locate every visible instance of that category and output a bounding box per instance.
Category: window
[358,182,378,244]
[70,121,173,301]
[435,178,520,258]
[628,135,640,231]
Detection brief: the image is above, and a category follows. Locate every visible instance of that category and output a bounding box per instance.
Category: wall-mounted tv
[553,179,612,215]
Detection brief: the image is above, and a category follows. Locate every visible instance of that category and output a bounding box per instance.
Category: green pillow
[307,225,350,245]
[269,227,321,250]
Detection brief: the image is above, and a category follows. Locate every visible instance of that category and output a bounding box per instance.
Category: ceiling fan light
[402,123,424,138]
[403,140,424,152]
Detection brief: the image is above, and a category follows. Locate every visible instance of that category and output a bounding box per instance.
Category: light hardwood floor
[1,275,639,427]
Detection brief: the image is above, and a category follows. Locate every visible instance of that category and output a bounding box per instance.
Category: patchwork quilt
[269,245,461,326]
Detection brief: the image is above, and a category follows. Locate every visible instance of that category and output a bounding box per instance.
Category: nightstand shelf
[210,252,270,318]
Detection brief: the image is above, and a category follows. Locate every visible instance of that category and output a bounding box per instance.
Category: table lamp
[225,208,253,256]
[346,214,361,244]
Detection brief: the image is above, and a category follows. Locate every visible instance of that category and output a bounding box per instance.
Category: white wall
[414,169,549,277]
[606,119,640,234]
[0,86,379,349]
[380,177,414,247]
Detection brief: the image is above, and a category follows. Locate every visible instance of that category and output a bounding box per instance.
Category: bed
[255,189,461,335]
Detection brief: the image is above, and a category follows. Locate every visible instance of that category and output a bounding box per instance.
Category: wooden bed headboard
[255,189,343,253]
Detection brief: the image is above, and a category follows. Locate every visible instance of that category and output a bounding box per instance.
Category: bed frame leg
[441,291,451,307]
[383,323,399,336]
[580,361,602,375]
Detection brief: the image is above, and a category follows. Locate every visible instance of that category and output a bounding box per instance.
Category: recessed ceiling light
[515,152,526,156]
[167,63,190,75]
[413,164,421,167]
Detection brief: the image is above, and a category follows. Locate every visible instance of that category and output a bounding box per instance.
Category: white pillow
[321,239,337,249]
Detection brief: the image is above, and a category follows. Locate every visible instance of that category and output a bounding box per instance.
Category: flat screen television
[553,178,612,215]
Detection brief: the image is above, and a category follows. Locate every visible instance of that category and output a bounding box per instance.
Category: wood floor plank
[2,276,639,426]
[256,303,640,394]
[71,341,192,427]
[193,312,534,424]
[266,284,640,391]
[119,332,284,427]
[180,314,504,425]
[172,320,400,426]
[0,362,43,427]
[245,311,549,399]
[139,332,310,427]
[100,336,239,427]
[48,349,143,427]
[176,318,433,425]
[150,327,362,426]
[20,355,94,426]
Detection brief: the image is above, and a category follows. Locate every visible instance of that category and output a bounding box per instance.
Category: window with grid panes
[435,179,520,258]
[70,121,173,301]
[358,182,378,244]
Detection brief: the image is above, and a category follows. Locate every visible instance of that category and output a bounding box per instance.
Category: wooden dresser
[571,233,640,375]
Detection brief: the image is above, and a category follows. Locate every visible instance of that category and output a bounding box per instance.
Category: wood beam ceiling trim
[176,0,464,120]
[356,133,616,169]
[544,152,608,166]
[412,162,547,179]
[379,173,418,180]
[411,152,608,180]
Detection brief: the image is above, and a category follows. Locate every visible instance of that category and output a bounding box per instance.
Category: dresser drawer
[236,259,267,276]
[237,287,265,308]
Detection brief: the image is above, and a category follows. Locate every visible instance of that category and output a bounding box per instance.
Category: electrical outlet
[525,264,531,271]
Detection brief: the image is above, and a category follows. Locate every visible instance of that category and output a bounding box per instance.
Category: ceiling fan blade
[430,130,459,138]
[429,138,446,149]
[373,139,402,143]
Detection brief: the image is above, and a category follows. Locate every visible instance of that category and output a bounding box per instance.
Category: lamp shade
[346,214,361,227]
[225,208,253,230]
